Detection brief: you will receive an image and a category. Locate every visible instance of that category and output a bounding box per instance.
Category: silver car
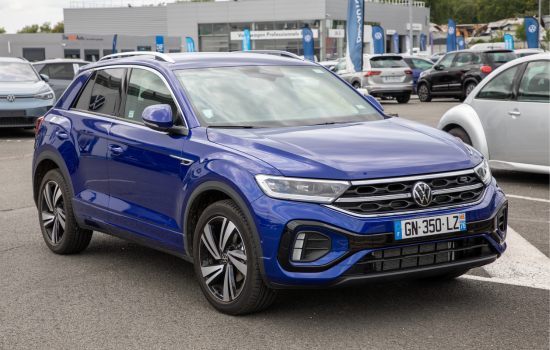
[32,59,90,102]
[514,48,546,58]
[438,53,549,174]
[332,54,414,103]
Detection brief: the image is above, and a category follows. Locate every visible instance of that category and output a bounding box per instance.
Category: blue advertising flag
[420,33,425,51]
[302,27,315,61]
[155,36,164,53]
[243,29,251,51]
[504,34,514,50]
[457,36,465,50]
[372,25,384,54]
[186,37,195,53]
[112,34,118,53]
[346,0,364,73]
[393,32,399,54]
[447,19,456,52]
[524,17,539,48]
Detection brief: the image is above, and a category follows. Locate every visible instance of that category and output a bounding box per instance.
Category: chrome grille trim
[335,193,411,203]
[432,183,484,195]
[350,169,475,186]
[0,95,34,99]
[325,187,488,218]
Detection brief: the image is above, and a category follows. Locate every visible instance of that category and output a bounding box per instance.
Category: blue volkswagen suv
[32,51,508,315]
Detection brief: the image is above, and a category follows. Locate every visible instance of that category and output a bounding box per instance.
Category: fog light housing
[494,204,508,243]
[291,231,331,262]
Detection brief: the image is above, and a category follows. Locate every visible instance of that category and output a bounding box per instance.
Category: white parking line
[462,227,550,290]
[506,194,550,203]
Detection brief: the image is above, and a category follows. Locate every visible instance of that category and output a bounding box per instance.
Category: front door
[506,60,550,166]
[430,53,456,92]
[107,67,190,253]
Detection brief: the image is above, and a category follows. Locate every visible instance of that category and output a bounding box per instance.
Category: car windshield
[174,66,384,128]
[484,51,517,64]
[0,62,39,82]
[370,57,408,69]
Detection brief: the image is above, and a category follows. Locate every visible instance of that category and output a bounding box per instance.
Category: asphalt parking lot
[1,98,548,349]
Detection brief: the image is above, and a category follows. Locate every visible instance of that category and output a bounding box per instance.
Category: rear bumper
[369,89,412,96]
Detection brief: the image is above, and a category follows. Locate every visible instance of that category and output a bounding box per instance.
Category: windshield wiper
[208,125,256,129]
[311,121,351,126]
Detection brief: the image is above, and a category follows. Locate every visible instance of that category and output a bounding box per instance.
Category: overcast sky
[0,0,67,33]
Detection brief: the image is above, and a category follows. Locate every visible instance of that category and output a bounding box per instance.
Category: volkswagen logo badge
[412,182,432,207]
[528,24,537,33]
[7,95,15,103]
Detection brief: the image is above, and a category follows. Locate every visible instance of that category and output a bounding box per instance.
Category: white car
[438,53,549,174]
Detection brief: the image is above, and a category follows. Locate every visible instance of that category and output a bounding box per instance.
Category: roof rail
[17,57,29,62]
[232,50,303,60]
[99,51,175,63]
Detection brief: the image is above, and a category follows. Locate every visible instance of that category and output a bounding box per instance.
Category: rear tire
[38,169,93,254]
[464,82,477,98]
[447,127,472,146]
[352,82,361,89]
[193,199,276,315]
[396,95,411,104]
[418,84,432,102]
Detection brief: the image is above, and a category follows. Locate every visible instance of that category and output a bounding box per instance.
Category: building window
[137,46,151,51]
[64,49,80,59]
[22,48,45,62]
[85,49,100,62]
[103,49,117,57]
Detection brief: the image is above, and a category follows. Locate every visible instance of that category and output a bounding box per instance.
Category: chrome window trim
[350,169,475,186]
[324,187,488,218]
[73,64,188,129]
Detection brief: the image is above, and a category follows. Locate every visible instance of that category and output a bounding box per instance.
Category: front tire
[418,84,432,102]
[447,127,472,146]
[193,199,276,315]
[38,169,93,254]
[396,95,411,104]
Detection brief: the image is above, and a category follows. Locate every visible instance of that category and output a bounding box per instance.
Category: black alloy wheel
[465,83,477,97]
[193,200,276,315]
[38,169,93,254]
[418,84,432,102]
[396,95,410,104]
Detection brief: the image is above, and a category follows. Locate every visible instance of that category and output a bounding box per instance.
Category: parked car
[514,48,546,58]
[428,52,446,63]
[0,57,55,129]
[438,53,549,174]
[318,58,343,71]
[417,49,517,102]
[402,56,434,93]
[469,43,505,50]
[33,51,507,315]
[332,54,413,103]
[32,59,90,102]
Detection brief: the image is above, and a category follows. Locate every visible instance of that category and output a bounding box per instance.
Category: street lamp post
[409,0,413,55]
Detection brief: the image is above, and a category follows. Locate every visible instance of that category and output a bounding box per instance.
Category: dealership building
[1,0,430,62]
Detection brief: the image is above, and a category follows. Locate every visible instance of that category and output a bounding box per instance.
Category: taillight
[481,66,492,73]
[35,117,44,136]
[405,70,413,75]
[365,71,381,77]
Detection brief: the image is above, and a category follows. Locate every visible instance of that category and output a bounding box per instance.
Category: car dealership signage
[231,29,319,41]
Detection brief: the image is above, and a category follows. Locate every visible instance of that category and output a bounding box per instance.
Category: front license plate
[394,213,466,240]
[384,76,402,82]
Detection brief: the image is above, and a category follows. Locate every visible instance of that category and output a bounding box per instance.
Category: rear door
[40,63,75,101]
[506,60,550,166]
[107,67,190,253]
[430,53,456,92]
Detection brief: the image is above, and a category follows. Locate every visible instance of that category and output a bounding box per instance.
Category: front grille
[332,171,485,215]
[0,117,36,126]
[344,236,494,275]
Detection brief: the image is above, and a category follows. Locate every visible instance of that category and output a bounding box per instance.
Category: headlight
[474,159,492,186]
[255,175,350,203]
[34,91,54,100]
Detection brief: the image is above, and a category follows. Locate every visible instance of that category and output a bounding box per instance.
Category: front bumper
[0,99,54,128]
[250,178,506,288]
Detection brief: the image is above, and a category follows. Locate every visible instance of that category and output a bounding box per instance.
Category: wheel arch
[33,150,76,207]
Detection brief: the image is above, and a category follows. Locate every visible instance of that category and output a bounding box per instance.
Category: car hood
[0,81,50,96]
[207,118,482,180]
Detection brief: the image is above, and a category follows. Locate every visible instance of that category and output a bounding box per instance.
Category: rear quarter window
[73,68,125,115]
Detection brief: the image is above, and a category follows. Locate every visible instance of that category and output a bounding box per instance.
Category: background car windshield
[175,66,384,128]
[370,57,408,69]
[484,52,516,64]
[0,62,39,82]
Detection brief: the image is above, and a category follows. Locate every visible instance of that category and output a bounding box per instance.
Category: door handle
[109,145,124,154]
[508,110,521,116]
[56,131,68,140]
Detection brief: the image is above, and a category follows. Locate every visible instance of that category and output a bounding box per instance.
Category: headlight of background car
[255,175,350,204]
[34,91,54,100]
[474,159,492,185]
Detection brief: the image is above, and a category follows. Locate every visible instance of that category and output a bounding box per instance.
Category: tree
[515,22,527,42]
[51,21,64,33]
[0,27,6,34]
[17,24,39,33]
[39,22,52,33]
[489,30,505,42]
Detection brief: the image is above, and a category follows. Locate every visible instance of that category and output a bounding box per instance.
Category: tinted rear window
[370,57,409,69]
[483,52,517,65]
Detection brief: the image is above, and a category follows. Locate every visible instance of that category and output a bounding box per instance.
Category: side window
[438,54,456,69]
[404,58,415,69]
[33,64,45,74]
[73,69,124,115]
[517,61,549,103]
[47,63,75,80]
[477,65,519,100]
[334,60,346,73]
[123,68,178,123]
[455,53,473,67]
[412,59,433,70]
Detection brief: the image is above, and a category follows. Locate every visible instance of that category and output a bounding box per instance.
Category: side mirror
[40,74,49,82]
[330,66,336,72]
[434,65,444,71]
[142,105,173,132]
